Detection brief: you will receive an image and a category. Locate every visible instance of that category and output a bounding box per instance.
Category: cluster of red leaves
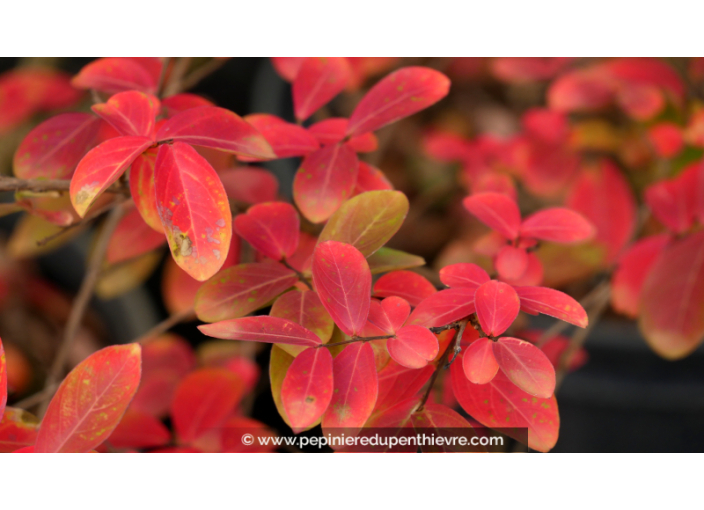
[425,57,704,362]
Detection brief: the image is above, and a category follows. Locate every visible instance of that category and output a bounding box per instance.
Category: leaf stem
[281,258,313,290]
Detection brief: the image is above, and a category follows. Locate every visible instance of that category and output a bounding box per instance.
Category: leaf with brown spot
[282,347,334,433]
[155,142,232,281]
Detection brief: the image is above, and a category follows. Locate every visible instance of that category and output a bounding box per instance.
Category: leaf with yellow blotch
[0,407,39,453]
[270,290,334,357]
[35,344,142,453]
[367,248,425,275]
[318,190,409,257]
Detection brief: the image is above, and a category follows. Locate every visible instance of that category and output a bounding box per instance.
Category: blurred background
[1,57,703,452]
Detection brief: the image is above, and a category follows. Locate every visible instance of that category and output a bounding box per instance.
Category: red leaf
[501,252,544,287]
[293,143,359,223]
[0,339,5,418]
[311,241,371,337]
[107,409,170,449]
[308,118,378,153]
[519,208,596,243]
[493,337,556,398]
[281,347,334,433]
[161,93,214,117]
[611,234,671,318]
[92,91,160,139]
[547,68,613,113]
[355,162,393,194]
[194,262,297,322]
[346,67,450,137]
[156,106,275,159]
[406,288,477,328]
[293,57,351,122]
[639,230,704,359]
[72,57,158,95]
[154,142,232,281]
[375,362,434,413]
[242,113,319,160]
[198,316,322,347]
[170,367,245,444]
[373,270,437,307]
[129,147,163,233]
[13,113,100,179]
[462,337,499,384]
[463,192,521,240]
[219,166,279,204]
[366,297,411,334]
[387,325,439,369]
[35,344,142,453]
[644,175,695,234]
[451,356,559,452]
[321,343,378,432]
[522,108,570,145]
[233,202,299,261]
[648,123,684,158]
[106,206,166,264]
[129,369,181,418]
[514,286,588,328]
[0,407,39,453]
[566,160,637,263]
[475,281,520,337]
[439,262,491,289]
[495,245,529,281]
[220,416,278,453]
[142,333,196,377]
[271,57,305,82]
[69,135,152,217]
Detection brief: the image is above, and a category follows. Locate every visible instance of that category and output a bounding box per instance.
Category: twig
[178,58,229,93]
[12,383,60,410]
[36,199,129,247]
[135,307,197,345]
[39,202,128,417]
[0,176,129,195]
[319,334,395,349]
[417,320,465,412]
[162,57,192,97]
[156,57,171,98]
[554,283,612,389]
[281,258,313,290]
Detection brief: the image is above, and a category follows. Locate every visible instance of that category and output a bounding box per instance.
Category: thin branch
[156,57,171,98]
[281,258,313,290]
[39,201,128,417]
[12,383,60,410]
[319,334,395,349]
[135,307,197,345]
[0,176,129,195]
[554,283,612,389]
[36,199,129,247]
[178,58,228,93]
[416,321,463,412]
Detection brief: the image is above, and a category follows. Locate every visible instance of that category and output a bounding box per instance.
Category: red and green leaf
[35,344,142,453]
[318,190,409,257]
[0,407,39,453]
[270,290,335,356]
